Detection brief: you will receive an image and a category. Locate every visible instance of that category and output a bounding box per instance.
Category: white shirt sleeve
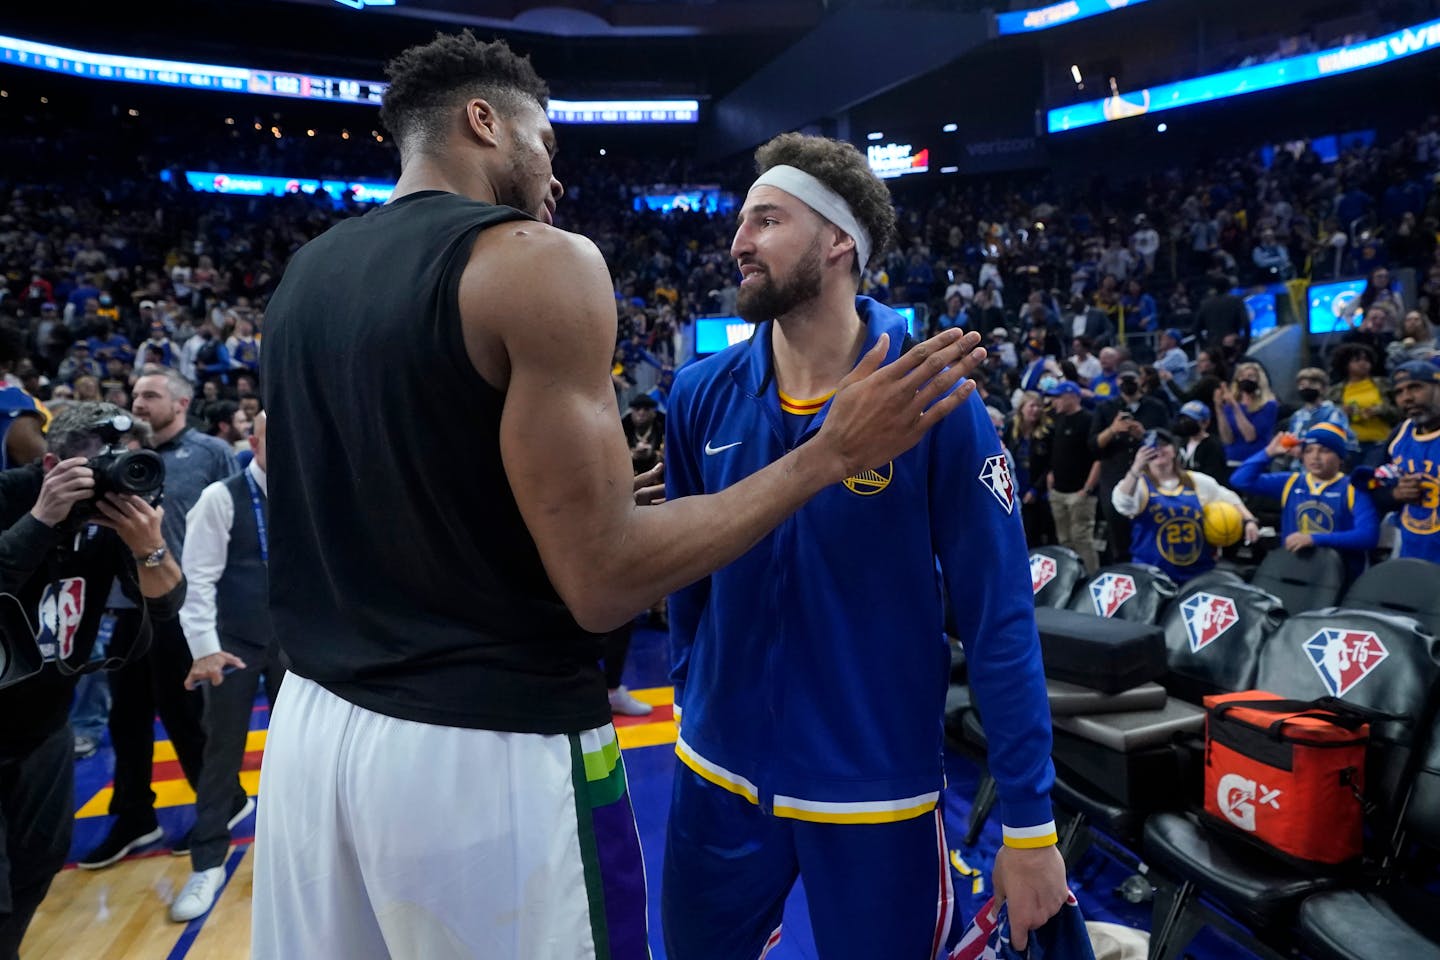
[1191,471,1245,509]
[179,481,234,659]
[1112,477,1147,517]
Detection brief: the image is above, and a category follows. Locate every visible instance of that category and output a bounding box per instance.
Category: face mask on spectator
[1119,378,1139,396]
[1237,379,1259,394]
[1298,387,1322,404]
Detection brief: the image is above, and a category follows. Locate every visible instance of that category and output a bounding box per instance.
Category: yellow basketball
[1203,501,1244,547]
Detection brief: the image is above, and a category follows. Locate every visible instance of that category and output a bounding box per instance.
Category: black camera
[67,414,165,524]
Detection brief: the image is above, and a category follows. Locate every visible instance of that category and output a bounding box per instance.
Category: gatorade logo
[1216,773,1282,832]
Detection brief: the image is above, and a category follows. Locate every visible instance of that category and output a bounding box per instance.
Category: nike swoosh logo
[705,440,743,456]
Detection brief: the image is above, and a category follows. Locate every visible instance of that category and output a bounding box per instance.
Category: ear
[465,98,502,147]
[41,452,58,472]
[826,227,858,270]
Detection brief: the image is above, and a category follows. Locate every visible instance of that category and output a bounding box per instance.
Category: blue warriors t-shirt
[1389,420,1440,563]
[1130,479,1213,583]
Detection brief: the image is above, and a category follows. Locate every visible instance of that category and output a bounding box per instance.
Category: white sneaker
[169,866,225,922]
[608,686,653,717]
[228,795,256,831]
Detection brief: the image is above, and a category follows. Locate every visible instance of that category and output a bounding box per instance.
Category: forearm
[0,513,60,591]
[1084,461,1101,492]
[1232,405,1257,442]
[136,554,183,601]
[1215,410,1236,444]
[567,440,840,632]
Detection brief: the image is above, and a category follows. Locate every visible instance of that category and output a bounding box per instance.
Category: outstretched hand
[816,328,987,481]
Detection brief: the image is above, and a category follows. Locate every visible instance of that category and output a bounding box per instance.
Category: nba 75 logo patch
[1181,593,1239,653]
[1304,628,1389,698]
[978,454,1015,514]
[1089,573,1136,618]
[1030,555,1057,594]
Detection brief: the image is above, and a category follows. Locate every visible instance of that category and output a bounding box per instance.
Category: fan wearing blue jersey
[1112,429,1257,584]
[663,134,1066,960]
[1230,423,1377,579]
[1375,361,1440,562]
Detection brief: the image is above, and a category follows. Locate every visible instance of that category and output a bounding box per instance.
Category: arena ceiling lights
[995,0,1154,36]
[0,33,699,122]
[1048,16,1440,132]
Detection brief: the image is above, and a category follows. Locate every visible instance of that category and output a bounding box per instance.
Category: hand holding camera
[93,494,167,559]
[30,458,96,528]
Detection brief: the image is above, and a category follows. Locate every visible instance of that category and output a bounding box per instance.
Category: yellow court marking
[628,686,675,706]
[617,721,679,750]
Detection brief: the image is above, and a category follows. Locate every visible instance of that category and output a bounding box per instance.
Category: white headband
[749,164,872,272]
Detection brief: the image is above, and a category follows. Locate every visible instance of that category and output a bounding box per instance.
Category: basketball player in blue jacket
[663,134,1066,959]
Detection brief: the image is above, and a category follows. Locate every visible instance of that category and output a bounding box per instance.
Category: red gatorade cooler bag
[1202,691,1385,865]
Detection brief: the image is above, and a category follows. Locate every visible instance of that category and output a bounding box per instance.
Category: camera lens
[116,451,164,495]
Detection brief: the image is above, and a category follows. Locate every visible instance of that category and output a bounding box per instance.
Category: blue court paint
[166,843,249,960]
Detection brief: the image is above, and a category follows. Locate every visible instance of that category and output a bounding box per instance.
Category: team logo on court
[1216,773,1281,832]
[37,577,85,661]
[843,461,893,496]
[1181,593,1239,653]
[978,454,1014,514]
[1304,629,1389,698]
[1030,555,1057,594]
[1089,573,1136,618]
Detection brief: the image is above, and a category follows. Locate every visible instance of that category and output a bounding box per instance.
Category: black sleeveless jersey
[261,191,608,733]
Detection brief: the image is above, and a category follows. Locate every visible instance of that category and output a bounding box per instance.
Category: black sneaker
[77,822,164,870]
[172,794,255,856]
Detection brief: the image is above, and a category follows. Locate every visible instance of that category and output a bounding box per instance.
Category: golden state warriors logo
[1296,501,1335,535]
[1402,475,1440,536]
[1156,517,1203,567]
[843,461,893,496]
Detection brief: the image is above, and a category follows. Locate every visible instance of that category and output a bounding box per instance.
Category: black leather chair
[1042,580,1282,859]
[1067,563,1177,624]
[1297,699,1440,960]
[1250,546,1347,615]
[1142,608,1440,960]
[1342,558,1440,639]
[1159,578,1286,706]
[1029,545,1088,609]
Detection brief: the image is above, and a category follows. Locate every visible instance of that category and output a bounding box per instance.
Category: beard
[736,237,824,324]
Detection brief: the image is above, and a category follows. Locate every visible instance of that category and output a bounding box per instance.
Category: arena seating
[1142,608,1440,959]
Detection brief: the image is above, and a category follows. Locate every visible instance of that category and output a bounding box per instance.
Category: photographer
[0,402,184,955]
[1089,361,1169,562]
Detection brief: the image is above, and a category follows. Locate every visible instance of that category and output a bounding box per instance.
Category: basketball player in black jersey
[255,30,987,959]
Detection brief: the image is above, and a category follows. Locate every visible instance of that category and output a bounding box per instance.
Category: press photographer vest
[216,471,271,656]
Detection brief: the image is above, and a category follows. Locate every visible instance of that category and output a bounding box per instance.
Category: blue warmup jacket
[665,297,1056,845]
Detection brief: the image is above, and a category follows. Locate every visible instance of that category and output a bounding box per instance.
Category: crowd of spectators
[2,95,1439,539]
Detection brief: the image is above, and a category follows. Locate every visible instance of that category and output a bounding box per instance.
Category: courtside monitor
[694,316,753,357]
[1308,278,1368,334]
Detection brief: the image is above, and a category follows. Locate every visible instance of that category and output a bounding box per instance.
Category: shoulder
[468,222,608,295]
[187,431,237,461]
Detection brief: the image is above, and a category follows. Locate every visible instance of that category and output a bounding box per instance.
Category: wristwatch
[137,545,168,568]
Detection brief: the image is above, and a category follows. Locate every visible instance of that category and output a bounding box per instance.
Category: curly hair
[378,30,549,159]
[753,133,897,276]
